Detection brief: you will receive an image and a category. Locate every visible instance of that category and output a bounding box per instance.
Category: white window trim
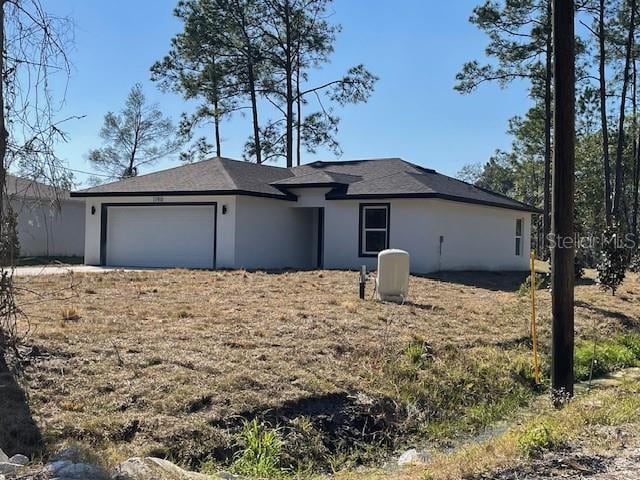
[361,204,390,256]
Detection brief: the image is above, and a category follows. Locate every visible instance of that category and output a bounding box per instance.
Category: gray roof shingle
[72,156,538,212]
[271,169,362,186]
[72,157,294,199]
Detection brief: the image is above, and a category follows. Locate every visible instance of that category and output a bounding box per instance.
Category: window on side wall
[515,218,523,256]
[359,204,390,257]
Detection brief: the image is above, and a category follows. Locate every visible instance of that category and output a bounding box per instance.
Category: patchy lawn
[5,268,640,474]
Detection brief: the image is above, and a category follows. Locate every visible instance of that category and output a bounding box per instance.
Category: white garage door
[105,204,216,268]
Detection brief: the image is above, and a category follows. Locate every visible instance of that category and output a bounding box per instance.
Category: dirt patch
[207,391,404,468]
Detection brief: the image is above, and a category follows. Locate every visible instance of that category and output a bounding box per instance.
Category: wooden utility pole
[543,0,553,257]
[551,0,575,404]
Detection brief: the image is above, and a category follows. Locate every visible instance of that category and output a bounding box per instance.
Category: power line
[60,166,112,178]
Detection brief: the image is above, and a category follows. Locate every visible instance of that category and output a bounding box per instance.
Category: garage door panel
[106,205,216,268]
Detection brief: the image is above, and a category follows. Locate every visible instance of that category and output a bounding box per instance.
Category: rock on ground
[0,463,23,475]
[6,455,233,480]
[44,459,109,480]
[113,457,213,480]
[0,450,7,463]
[8,454,28,466]
[397,448,429,466]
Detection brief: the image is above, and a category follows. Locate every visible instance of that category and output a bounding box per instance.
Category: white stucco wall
[82,195,237,268]
[13,198,85,257]
[287,188,531,273]
[320,198,531,273]
[234,196,313,269]
[81,191,532,273]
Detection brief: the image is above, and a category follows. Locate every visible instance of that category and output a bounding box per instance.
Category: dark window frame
[358,203,391,257]
[515,218,523,256]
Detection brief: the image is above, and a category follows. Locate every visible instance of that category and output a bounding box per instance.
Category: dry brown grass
[7,267,640,469]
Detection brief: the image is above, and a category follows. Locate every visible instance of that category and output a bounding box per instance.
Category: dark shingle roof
[271,169,362,187]
[72,157,294,199]
[72,157,538,212]
[292,159,537,212]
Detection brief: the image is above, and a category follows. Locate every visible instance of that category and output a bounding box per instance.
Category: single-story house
[8,174,85,257]
[70,157,538,273]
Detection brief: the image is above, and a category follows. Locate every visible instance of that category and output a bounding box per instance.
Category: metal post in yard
[530,251,540,385]
[551,0,576,405]
[359,265,366,300]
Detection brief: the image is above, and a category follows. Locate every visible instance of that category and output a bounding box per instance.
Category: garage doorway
[100,202,217,268]
[316,207,324,269]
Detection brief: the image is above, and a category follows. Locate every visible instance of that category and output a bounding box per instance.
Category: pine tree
[88,84,178,180]
[596,224,628,295]
[456,0,553,255]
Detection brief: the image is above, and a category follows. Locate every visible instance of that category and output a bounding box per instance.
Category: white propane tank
[376,249,410,303]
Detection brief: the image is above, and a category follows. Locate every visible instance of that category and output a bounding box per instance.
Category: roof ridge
[307,157,404,166]
[399,158,437,174]
[287,169,361,180]
[216,158,240,189]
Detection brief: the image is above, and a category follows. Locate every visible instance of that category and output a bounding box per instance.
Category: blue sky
[44,0,532,186]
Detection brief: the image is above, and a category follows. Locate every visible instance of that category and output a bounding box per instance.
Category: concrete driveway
[13,265,149,276]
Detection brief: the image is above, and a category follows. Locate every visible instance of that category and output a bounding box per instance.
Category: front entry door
[317,207,324,269]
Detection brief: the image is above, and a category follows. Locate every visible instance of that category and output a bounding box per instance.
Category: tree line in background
[457,0,640,289]
[88,0,377,181]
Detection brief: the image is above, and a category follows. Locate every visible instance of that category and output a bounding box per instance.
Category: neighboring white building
[8,175,85,257]
[71,157,537,273]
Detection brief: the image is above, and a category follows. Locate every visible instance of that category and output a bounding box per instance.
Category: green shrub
[382,346,536,439]
[596,225,627,295]
[232,419,283,478]
[517,420,564,457]
[403,339,433,366]
[574,335,640,381]
[619,334,640,358]
[517,272,548,296]
[629,250,640,272]
[0,207,20,265]
[575,252,586,279]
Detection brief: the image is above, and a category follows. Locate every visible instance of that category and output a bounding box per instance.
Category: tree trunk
[127,121,140,177]
[212,55,222,158]
[632,58,639,241]
[296,52,301,167]
[247,62,262,164]
[599,0,613,226]
[214,110,221,157]
[551,0,575,404]
[543,1,553,258]
[612,0,636,221]
[242,12,262,165]
[284,0,294,168]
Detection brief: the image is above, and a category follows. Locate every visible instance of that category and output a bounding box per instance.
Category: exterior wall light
[91,206,96,215]
[222,205,227,215]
